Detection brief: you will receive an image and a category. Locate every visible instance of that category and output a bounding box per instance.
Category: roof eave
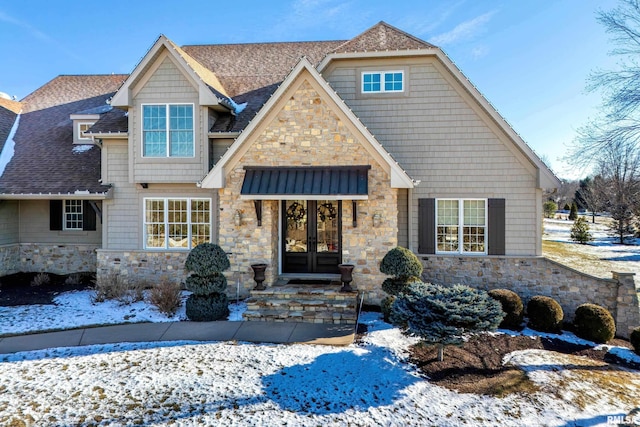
[0,189,113,200]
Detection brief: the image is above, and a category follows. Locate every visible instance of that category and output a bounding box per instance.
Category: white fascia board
[239,194,369,201]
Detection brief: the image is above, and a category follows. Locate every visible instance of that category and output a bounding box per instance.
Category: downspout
[407,187,414,252]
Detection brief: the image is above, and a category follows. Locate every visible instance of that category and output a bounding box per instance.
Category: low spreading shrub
[30,272,50,287]
[573,303,616,343]
[630,326,640,355]
[149,282,183,317]
[488,289,524,330]
[390,282,504,361]
[527,296,563,333]
[64,273,83,286]
[186,293,229,321]
[92,272,145,305]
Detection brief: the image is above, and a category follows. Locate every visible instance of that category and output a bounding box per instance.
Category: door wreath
[286,202,306,222]
[317,202,337,222]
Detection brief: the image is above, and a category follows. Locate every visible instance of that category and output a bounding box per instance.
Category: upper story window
[77,122,94,140]
[436,199,486,254]
[142,104,194,157]
[362,71,404,93]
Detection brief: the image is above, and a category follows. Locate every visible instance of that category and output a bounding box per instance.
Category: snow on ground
[0,290,247,335]
[1,309,639,426]
[543,217,640,275]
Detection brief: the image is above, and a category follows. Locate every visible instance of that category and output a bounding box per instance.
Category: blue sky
[0,0,621,179]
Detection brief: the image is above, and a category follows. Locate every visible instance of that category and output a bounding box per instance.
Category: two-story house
[0,22,559,312]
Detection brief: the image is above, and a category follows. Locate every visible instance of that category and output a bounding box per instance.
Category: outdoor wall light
[234,210,243,227]
[372,212,382,228]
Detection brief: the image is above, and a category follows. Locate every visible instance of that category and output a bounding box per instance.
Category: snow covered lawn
[1,311,639,426]
[543,217,640,277]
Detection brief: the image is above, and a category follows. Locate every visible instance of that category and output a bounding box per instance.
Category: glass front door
[282,200,341,274]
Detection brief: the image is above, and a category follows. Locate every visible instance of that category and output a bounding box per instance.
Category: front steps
[244,282,360,325]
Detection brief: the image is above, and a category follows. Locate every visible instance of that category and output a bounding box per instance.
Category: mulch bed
[408,333,638,396]
[0,272,94,306]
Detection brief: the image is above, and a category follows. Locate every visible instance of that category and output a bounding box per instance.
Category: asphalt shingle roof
[0,75,126,195]
[0,22,431,195]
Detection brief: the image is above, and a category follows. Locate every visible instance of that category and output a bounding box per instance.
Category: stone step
[244,284,360,325]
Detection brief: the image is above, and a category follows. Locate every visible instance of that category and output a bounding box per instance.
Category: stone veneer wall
[218,79,398,302]
[421,255,640,338]
[0,243,97,276]
[0,244,20,276]
[96,250,190,286]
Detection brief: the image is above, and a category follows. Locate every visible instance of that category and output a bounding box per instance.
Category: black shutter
[83,200,97,231]
[50,200,63,231]
[488,198,505,255]
[418,198,436,254]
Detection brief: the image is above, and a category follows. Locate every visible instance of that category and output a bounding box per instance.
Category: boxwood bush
[527,296,563,333]
[488,289,524,330]
[184,243,230,321]
[573,303,615,343]
[379,247,423,282]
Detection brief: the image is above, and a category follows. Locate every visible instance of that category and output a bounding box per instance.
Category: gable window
[362,71,404,93]
[436,199,486,254]
[144,198,210,249]
[142,104,194,157]
[77,123,94,140]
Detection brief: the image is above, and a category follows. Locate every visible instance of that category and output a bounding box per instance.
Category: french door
[282,200,341,274]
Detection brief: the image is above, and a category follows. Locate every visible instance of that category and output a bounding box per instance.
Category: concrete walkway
[0,321,356,354]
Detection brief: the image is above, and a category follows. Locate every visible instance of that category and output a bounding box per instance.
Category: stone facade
[421,254,640,338]
[0,243,97,276]
[218,78,398,303]
[96,250,190,286]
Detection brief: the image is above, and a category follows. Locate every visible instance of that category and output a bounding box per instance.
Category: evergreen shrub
[527,296,563,333]
[573,303,615,343]
[631,327,640,355]
[186,293,229,321]
[379,247,423,281]
[184,243,230,321]
[488,289,524,330]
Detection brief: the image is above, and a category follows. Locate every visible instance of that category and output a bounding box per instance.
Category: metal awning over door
[240,166,370,200]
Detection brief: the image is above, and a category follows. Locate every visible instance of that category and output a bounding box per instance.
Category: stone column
[613,271,640,339]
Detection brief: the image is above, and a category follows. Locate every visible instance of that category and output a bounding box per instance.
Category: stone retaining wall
[420,255,640,338]
[0,243,97,276]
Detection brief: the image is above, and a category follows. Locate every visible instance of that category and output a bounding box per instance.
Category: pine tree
[390,282,504,361]
[543,201,558,218]
[570,217,593,244]
[569,202,578,220]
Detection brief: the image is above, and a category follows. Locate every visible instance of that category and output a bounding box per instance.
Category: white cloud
[429,11,496,46]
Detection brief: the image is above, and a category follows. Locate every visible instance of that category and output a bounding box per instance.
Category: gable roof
[332,21,435,53]
[0,98,21,154]
[0,75,125,198]
[110,35,232,109]
[200,57,414,190]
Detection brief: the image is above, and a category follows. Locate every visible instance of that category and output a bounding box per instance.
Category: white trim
[142,197,211,250]
[435,198,487,255]
[77,122,95,141]
[361,70,404,93]
[141,103,195,158]
[63,199,83,231]
[200,58,414,190]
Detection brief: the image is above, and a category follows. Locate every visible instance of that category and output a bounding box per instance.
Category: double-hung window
[142,104,194,157]
[436,199,486,254]
[64,200,83,230]
[362,71,404,93]
[144,198,211,249]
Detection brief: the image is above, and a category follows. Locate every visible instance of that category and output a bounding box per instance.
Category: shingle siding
[0,200,19,245]
[18,200,101,244]
[325,57,540,255]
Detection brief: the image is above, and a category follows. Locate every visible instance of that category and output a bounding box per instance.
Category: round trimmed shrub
[185,273,227,295]
[573,303,616,343]
[629,326,640,355]
[381,295,396,323]
[185,293,229,321]
[379,247,423,280]
[488,289,524,330]
[527,296,563,333]
[381,276,422,296]
[185,243,230,276]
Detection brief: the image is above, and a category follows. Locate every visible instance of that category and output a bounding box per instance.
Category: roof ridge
[331,20,434,54]
[182,40,347,48]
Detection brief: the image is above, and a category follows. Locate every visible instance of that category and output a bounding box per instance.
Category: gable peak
[333,21,435,54]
